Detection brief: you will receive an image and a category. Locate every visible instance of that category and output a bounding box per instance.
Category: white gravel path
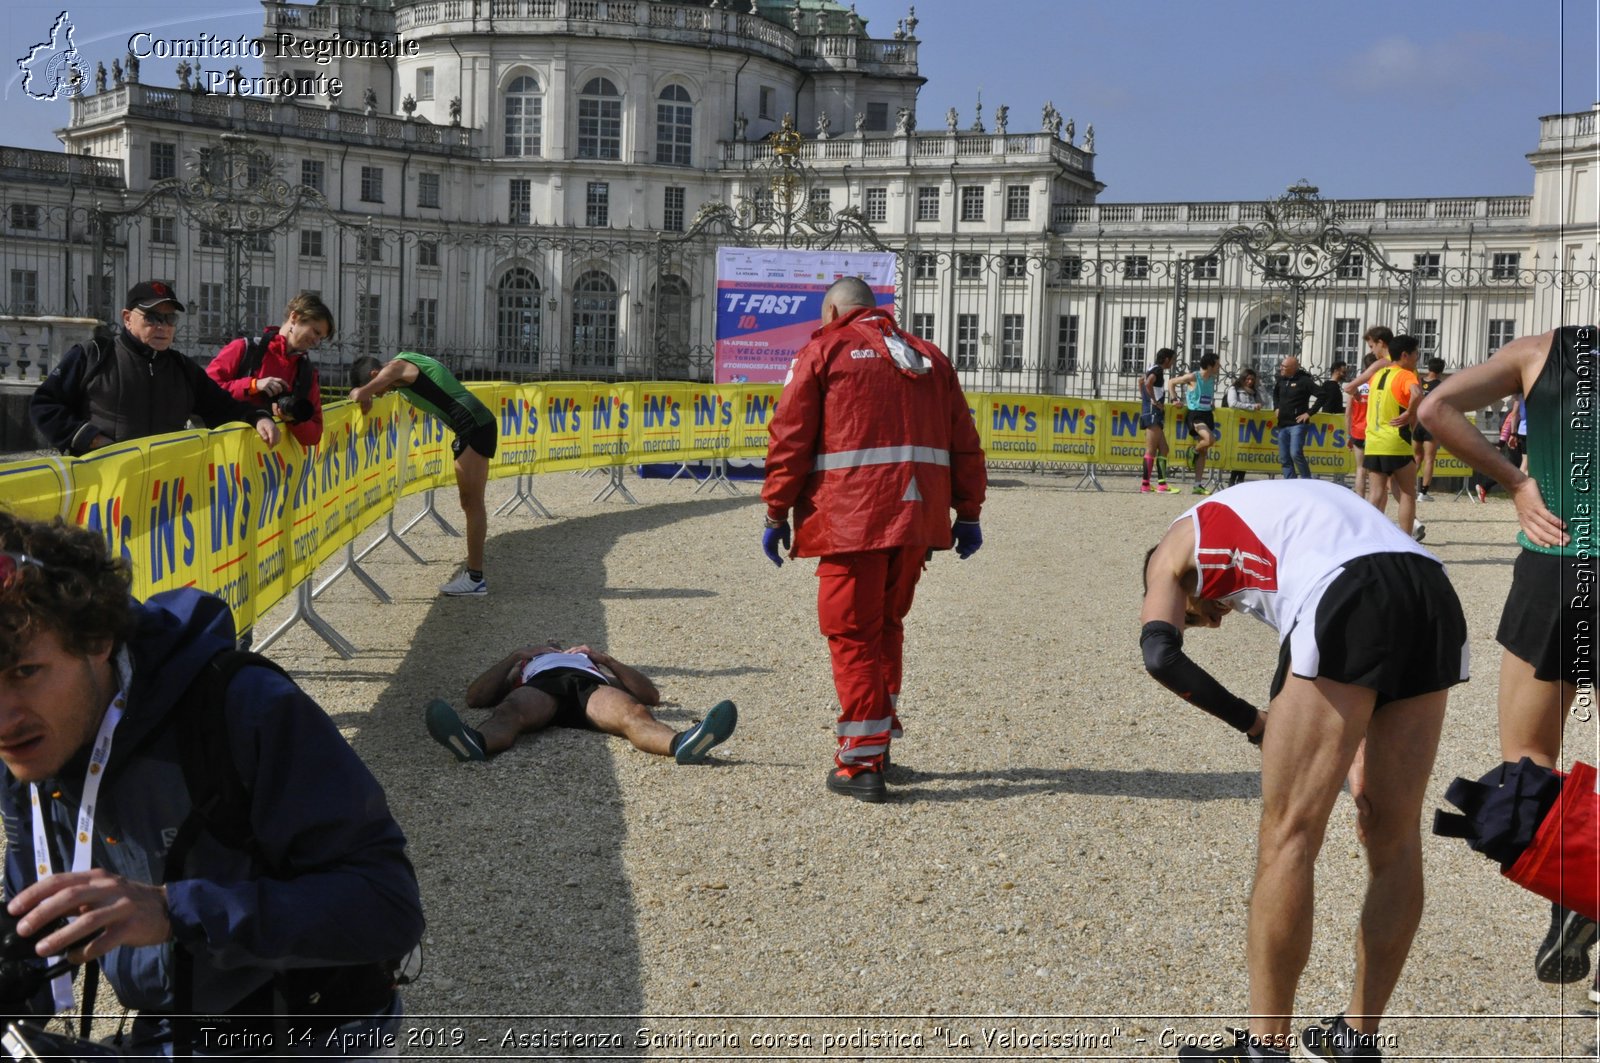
[73,471,1600,1058]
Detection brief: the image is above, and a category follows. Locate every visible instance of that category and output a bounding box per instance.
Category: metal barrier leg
[399,489,461,537]
[664,462,693,484]
[496,474,556,519]
[1073,463,1104,491]
[356,511,428,566]
[313,541,392,603]
[592,466,639,505]
[691,458,740,496]
[256,582,357,659]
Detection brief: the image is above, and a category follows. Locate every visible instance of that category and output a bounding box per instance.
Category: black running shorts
[1497,549,1600,684]
[1362,453,1414,475]
[1271,552,1468,707]
[521,666,611,729]
[1411,423,1434,445]
[1139,409,1166,431]
[452,421,499,460]
[1185,410,1217,436]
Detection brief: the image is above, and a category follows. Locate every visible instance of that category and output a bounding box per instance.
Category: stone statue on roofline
[735,113,748,140]
[994,104,1008,135]
[95,62,107,94]
[1083,123,1094,152]
[450,96,462,126]
[1064,115,1074,144]
[176,60,191,92]
[946,107,958,133]
[895,106,913,135]
[111,59,122,87]
[854,111,866,136]
[126,51,140,84]
[816,110,831,140]
[970,99,984,133]
[905,4,917,37]
[364,87,377,115]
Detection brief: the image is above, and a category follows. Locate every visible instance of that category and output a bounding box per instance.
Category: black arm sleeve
[1141,620,1259,734]
[186,356,273,431]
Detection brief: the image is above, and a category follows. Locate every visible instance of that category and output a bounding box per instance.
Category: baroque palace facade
[0,0,1596,400]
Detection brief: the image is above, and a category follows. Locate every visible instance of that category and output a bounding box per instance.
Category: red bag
[1505,761,1600,921]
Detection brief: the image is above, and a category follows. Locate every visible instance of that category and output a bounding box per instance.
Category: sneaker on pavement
[1411,521,1426,542]
[1417,490,1434,502]
[425,699,487,762]
[1156,482,1177,494]
[1475,483,1489,504]
[1191,482,1211,496]
[1300,1015,1382,1062]
[826,766,887,803]
[1590,969,1600,1004]
[1173,1027,1284,1062]
[440,570,488,596]
[674,700,737,764]
[1535,902,1598,984]
[1140,482,1153,494]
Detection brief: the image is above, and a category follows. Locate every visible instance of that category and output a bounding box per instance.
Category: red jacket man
[762,277,986,803]
[206,293,334,447]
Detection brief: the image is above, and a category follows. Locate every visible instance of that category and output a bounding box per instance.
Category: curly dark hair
[0,511,134,669]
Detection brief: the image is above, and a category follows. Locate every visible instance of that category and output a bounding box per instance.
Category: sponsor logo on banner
[1045,401,1099,458]
[590,387,633,462]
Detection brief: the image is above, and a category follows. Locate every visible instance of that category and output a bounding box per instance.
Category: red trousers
[816,547,926,771]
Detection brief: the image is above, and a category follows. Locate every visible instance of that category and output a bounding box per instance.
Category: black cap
[125,280,186,312]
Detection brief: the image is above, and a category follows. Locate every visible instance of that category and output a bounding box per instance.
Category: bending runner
[351,353,496,596]
[1140,479,1468,1062]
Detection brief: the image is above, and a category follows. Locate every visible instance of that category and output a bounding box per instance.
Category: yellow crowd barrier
[0,382,1476,635]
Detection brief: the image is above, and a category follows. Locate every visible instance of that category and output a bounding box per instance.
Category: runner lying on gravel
[425,641,735,765]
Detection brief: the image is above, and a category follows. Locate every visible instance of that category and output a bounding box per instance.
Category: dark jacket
[1274,368,1317,427]
[0,590,423,1015]
[29,329,273,456]
[1309,378,1346,418]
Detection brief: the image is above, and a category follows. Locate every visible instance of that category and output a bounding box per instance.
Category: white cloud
[1338,32,1527,96]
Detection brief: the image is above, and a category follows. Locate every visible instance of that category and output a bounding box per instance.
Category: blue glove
[952,520,983,560]
[762,519,791,567]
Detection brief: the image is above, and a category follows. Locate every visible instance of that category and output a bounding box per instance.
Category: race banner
[979,393,1048,460]
[684,384,741,460]
[588,382,636,467]
[730,385,782,461]
[1040,398,1101,463]
[1097,401,1151,468]
[714,247,895,384]
[0,456,71,522]
[540,383,592,473]
[636,382,693,462]
[493,383,544,475]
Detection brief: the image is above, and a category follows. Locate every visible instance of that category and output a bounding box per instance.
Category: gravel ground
[71,470,1600,1058]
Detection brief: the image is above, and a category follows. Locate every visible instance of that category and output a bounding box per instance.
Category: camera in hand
[273,394,315,424]
[0,908,68,1004]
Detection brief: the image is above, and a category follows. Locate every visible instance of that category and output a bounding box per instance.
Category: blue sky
[2,0,1596,202]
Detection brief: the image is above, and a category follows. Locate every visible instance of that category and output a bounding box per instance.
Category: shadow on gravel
[341,495,748,1048]
[892,765,1260,803]
[1440,556,1515,566]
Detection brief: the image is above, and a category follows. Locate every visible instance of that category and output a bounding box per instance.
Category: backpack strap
[161,649,289,1058]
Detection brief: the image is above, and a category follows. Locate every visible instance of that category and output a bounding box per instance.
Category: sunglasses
[0,551,43,588]
[138,309,180,326]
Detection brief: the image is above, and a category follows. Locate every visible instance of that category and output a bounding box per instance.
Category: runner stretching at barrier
[350,354,495,596]
[1140,348,1177,494]
[425,641,736,764]
[1169,352,1220,495]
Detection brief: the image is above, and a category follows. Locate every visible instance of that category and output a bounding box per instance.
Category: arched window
[504,75,543,157]
[572,270,619,368]
[655,84,693,166]
[1251,313,1293,379]
[651,274,692,372]
[496,267,541,366]
[578,77,622,160]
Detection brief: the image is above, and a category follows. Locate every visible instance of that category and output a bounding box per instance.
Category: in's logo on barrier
[16,11,87,102]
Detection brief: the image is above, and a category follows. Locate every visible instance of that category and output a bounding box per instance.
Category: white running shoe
[440,570,488,596]
[1411,521,1427,543]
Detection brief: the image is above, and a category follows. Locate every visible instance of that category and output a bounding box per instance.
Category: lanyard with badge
[28,653,129,1012]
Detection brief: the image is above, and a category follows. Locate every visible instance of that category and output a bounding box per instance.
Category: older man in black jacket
[1274,356,1316,479]
[30,281,280,455]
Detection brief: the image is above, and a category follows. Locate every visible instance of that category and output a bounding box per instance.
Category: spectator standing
[1273,356,1316,479]
[205,293,334,448]
[1412,357,1447,501]
[1222,369,1263,487]
[30,281,280,455]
